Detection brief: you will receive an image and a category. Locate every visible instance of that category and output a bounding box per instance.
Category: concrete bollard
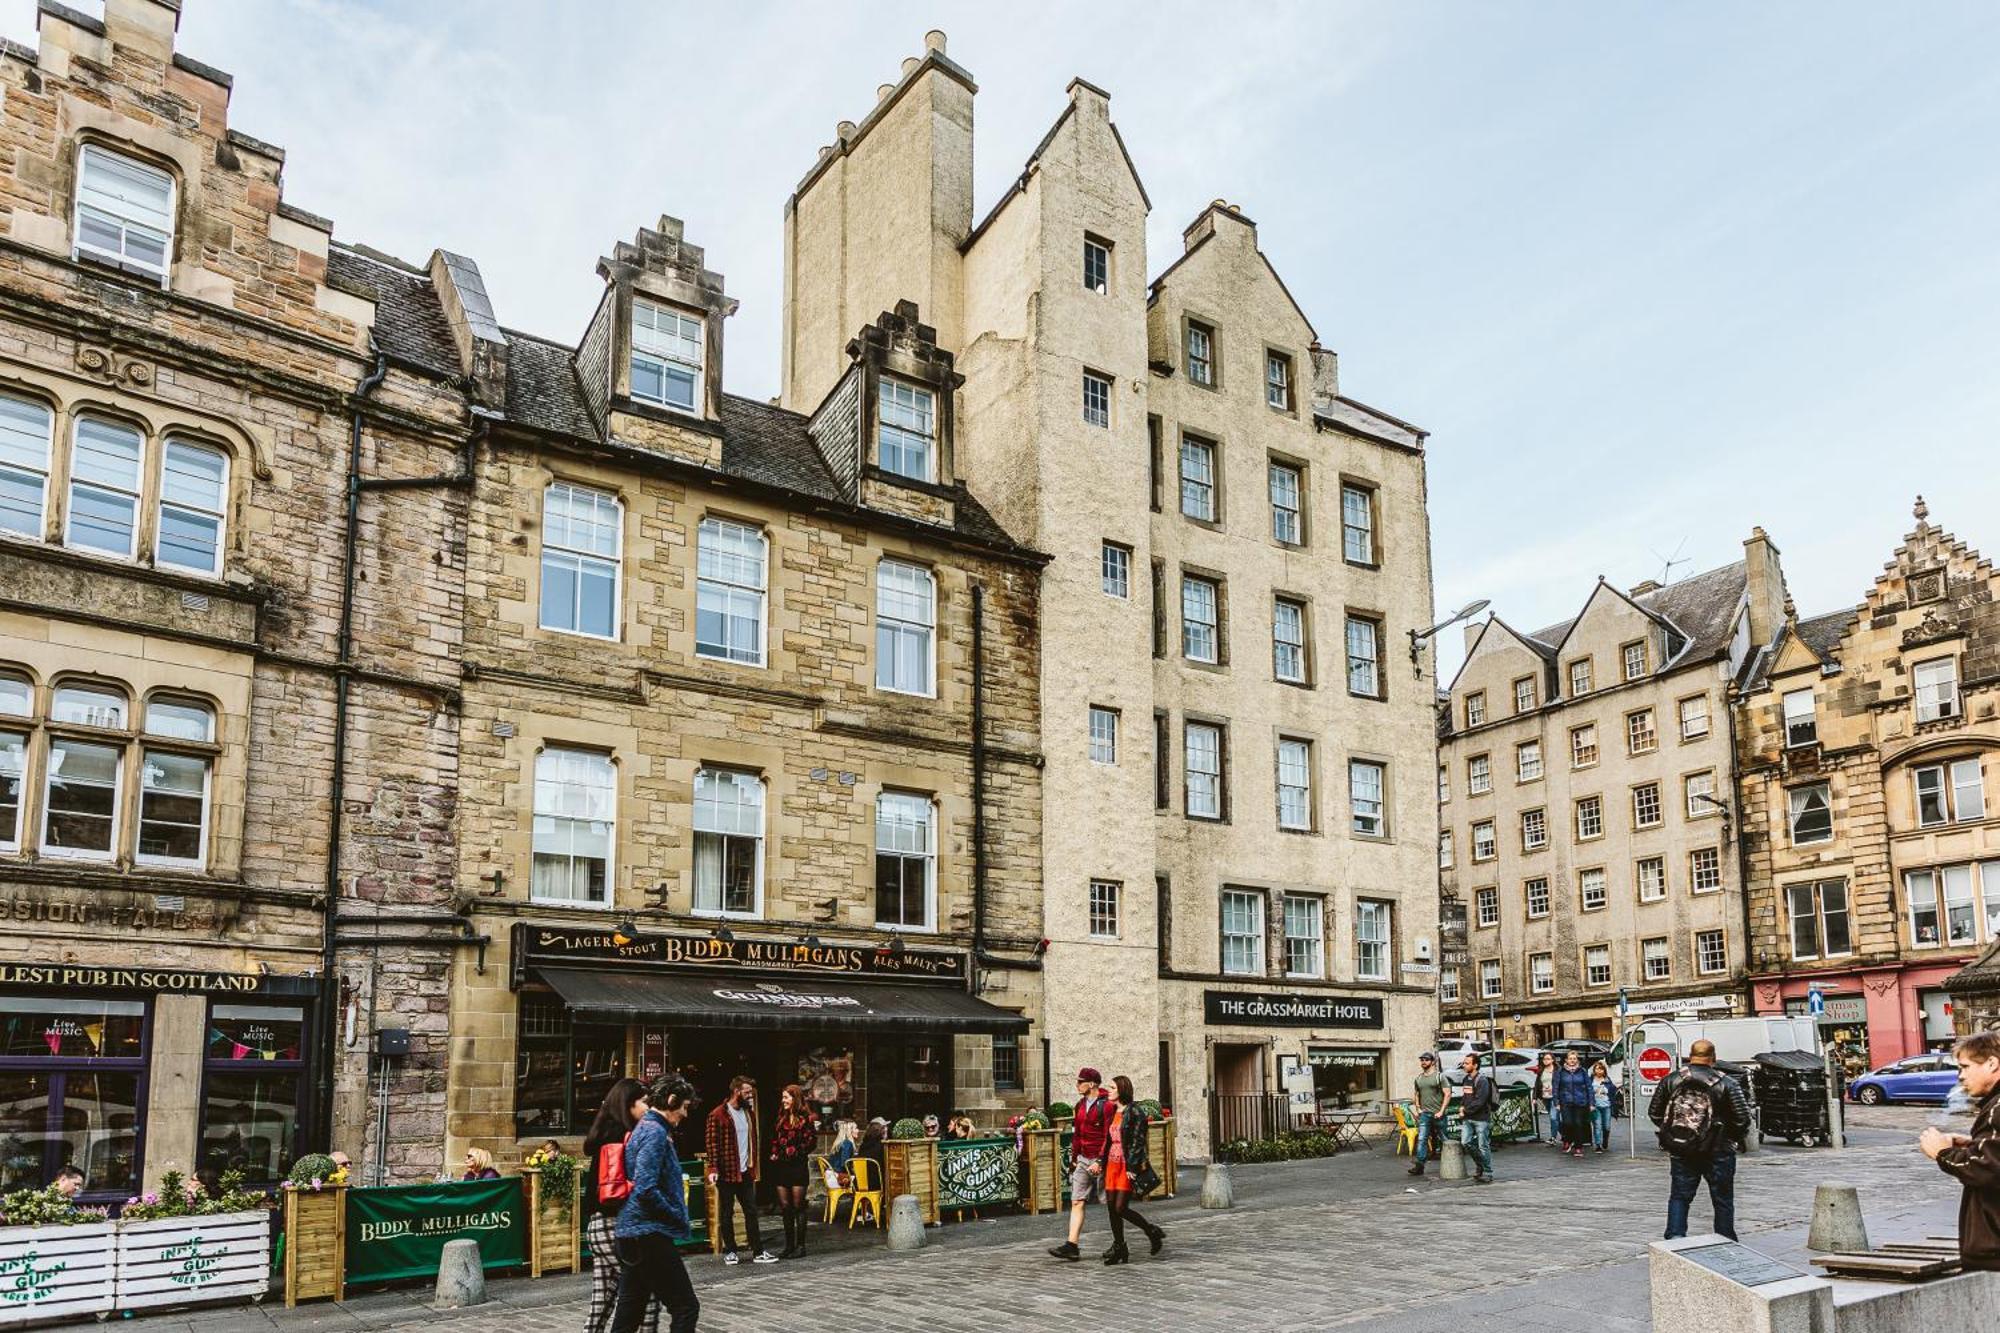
[886,1194,925,1251]
[433,1238,486,1309]
[1806,1181,1868,1253]
[1439,1138,1467,1180]
[1200,1161,1234,1209]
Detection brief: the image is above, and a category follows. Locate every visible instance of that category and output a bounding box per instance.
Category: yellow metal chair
[811,1154,849,1225]
[1392,1102,1418,1156]
[847,1156,884,1229]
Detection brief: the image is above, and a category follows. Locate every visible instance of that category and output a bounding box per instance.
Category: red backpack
[598,1133,633,1203]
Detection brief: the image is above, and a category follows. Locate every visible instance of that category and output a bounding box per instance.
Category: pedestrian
[584,1078,658,1333]
[610,1074,701,1333]
[767,1084,815,1259]
[1100,1074,1166,1263]
[1048,1067,1114,1260]
[1534,1052,1559,1144]
[703,1075,777,1265]
[1555,1051,1593,1158]
[923,1114,942,1140]
[1455,1053,1495,1184]
[1406,1052,1450,1176]
[1650,1038,1752,1240]
[460,1147,500,1181]
[1919,1030,2000,1271]
[1589,1060,1616,1154]
[52,1165,84,1199]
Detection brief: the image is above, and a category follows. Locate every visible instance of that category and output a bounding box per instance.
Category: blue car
[1848,1053,1960,1105]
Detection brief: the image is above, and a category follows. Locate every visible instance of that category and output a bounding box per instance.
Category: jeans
[1414,1110,1441,1164]
[610,1233,699,1333]
[713,1178,762,1255]
[1665,1149,1737,1241]
[1539,1099,1557,1140]
[1460,1117,1492,1177]
[1592,1105,1613,1150]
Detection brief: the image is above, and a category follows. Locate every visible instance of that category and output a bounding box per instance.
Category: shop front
[1198,989,1393,1151]
[0,962,317,1202]
[1755,959,1973,1071]
[504,925,1028,1157]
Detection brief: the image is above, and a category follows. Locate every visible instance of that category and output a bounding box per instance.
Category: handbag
[598,1137,633,1203]
[1131,1161,1162,1199]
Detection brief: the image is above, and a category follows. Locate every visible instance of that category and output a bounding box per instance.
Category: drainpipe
[1725,679,1757,1018]
[313,358,483,1153]
[970,585,1039,975]
[313,346,388,1151]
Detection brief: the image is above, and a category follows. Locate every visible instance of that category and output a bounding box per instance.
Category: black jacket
[1648,1063,1751,1150]
[1938,1090,2000,1271]
[1113,1104,1152,1176]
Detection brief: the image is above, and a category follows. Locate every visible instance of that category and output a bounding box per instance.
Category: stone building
[783,36,1440,1153]
[0,0,469,1195]
[1438,535,1787,1046]
[1737,500,2000,1070]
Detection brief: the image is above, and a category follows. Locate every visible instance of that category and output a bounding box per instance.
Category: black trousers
[609,1233,698,1333]
[714,1178,763,1254]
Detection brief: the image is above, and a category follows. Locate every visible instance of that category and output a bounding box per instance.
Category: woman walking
[1589,1060,1616,1154]
[1100,1075,1165,1264]
[1535,1052,1560,1144]
[1554,1051,1593,1158]
[767,1084,815,1258]
[584,1078,657,1333]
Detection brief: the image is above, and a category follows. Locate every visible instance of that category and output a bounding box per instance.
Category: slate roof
[1742,606,1857,693]
[503,330,599,440]
[326,246,459,380]
[1529,559,1749,667]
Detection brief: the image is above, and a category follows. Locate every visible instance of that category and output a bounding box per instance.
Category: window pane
[1350,760,1384,835]
[1185,724,1221,817]
[0,730,23,846]
[878,381,935,482]
[1178,438,1214,521]
[1341,485,1373,563]
[876,561,935,694]
[1182,577,1217,661]
[0,394,51,539]
[1346,617,1379,696]
[137,750,207,861]
[1101,544,1130,598]
[200,1070,302,1186]
[44,739,119,854]
[531,749,614,903]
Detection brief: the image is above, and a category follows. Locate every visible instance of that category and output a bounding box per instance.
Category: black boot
[776,1209,795,1259]
[1146,1223,1165,1256]
[1103,1241,1130,1266]
[792,1208,806,1258]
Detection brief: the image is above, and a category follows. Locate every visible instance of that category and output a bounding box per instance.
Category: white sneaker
[722,1251,740,1265]
[752,1250,780,1264]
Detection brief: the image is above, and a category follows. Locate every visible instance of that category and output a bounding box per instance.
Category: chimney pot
[877,83,895,101]
[901,56,920,77]
[924,29,947,53]
[837,120,857,139]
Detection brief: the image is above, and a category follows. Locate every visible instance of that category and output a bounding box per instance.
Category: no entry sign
[1638,1046,1673,1083]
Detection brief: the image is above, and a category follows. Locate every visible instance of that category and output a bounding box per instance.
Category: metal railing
[1207,1092,1295,1149]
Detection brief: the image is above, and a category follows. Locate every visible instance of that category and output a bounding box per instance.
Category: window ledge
[531,898,615,911]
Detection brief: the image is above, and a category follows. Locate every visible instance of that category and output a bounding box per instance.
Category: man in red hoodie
[1049,1067,1114,1261]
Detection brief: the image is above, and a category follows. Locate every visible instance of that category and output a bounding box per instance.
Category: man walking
[1049,1068,1114,1260]
[1407,1052,1449,1176]
[1919,1031,2000,1271]
[1454,1052,1495,1184]
[704,1075,777,1265]
[611,1075,701,1333]
[1650,1039,1751,1239]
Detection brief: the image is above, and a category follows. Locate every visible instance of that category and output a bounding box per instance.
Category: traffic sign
[1808,987,1825,1017]
[1638,1046,1673,1083]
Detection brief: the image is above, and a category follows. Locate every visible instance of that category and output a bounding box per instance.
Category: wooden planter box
[883,1139,938,1225]
[281,1184,346,1307]
[1146,1119,1179,1198]
[115,1210,270,1312]
[0,1220,115,1324]
[523,1168,581,1277]
[1022,1128,1066,1214]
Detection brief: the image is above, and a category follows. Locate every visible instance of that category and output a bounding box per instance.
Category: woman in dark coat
[1100,1075,1165,1264]
[1554,1051,1594,1158]
[767,1083,816,1258]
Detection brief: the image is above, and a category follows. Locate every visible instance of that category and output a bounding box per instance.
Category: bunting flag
[44,1030,61,1056]
[210,1028,298,1061]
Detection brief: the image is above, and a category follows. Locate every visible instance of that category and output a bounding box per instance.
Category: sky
[13,2,1999,677]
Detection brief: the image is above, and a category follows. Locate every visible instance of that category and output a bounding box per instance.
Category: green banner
[345,1177,527,1284]
[937,1137,1019,1209]
[1492,1086,1534,1142]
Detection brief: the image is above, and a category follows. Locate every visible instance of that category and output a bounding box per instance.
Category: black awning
[536,967,1029,1034]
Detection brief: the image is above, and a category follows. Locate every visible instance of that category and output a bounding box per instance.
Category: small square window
[1685,770,1717,819]
[1642,936,1670,982]
[1512,676,1536,714]
[1580,867,1607,911]
[1083,370,1113,428]
[1696,930,1727,975]
[1568,658,1593,697]
[1475,886,1499,927]
[1627,710,1657,755]
[1465,691,1487,728]
[1265,351,1293,411]
[1622,641,1648,681]
[1633,783,1663,829]
[1678,694,1710,739]
[1575,795,1603,840]
[1468,754,1492,795]
[1472,820,1497,862]
[1521,808,1547,852]
[1571,724,1598,768]
[1584,944,1612,987]
[1636,856,1666,902]
[1788,782,1833,846]
[1516,740,1543,783]
[1186,319,1215,387]
[1529,952,1554,994]
[1783,689,1818,747]
[1690,846,1722,893]
[1089,879,1121,939]
[1525,877,1550,918]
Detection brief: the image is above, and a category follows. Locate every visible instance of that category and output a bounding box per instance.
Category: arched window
[0,393,52,540]
[137,696,214,866]
[42,683,129,859]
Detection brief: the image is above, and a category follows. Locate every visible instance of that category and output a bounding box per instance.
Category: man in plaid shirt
[704,1075,777,1264]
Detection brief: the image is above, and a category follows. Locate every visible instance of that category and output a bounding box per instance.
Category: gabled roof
[962,85,1152,254]
[326,245,459,380]
[1743,607,1856,693]
[1532,561,1748,670]
[1445,615,1555,695]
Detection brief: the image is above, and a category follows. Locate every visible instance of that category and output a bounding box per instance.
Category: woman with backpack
[767,1084,815,1258]
[584,1078,658,1333]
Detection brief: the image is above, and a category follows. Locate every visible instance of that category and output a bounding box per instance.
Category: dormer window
[630,298,703,413]
[878,380,935,483]
[73,145,173,285]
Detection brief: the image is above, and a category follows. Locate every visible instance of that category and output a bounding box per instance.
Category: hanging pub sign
[511,923,969,987]
[1204,990,1386,1029]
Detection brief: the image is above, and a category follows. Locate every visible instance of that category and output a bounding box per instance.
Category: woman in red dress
[1101,1074,1165,1264]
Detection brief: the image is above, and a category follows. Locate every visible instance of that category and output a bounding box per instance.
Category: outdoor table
[1318,1108,1371,1150]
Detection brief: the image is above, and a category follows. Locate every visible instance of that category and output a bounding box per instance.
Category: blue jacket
[1554,1065,1593,1107]
[615,1109,690,1241]
[828,1139,856,1175]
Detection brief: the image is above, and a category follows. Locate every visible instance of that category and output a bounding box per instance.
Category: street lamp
[1688,791,1733,845]
[1408,600,1492,678]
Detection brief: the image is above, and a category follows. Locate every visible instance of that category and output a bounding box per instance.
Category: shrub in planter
[0,1186,108,1228]
[1018,1109,1050,1132]
[1217,1132,1344,1165]
[1046,1101,1074,1121]
[889,1117,927,1141]
[284,1154,347,1192]
[1136,1099,1165,1121]
[0,1187,115,1323]
[116,1171,271,1312]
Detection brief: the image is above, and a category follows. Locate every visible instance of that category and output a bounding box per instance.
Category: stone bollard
[1439,1137,1467,1180]
[1200,1161,1234,1209]
[1806,1181,1868,1253]
[433,1238,486,1309]
[886,1194,925,1251]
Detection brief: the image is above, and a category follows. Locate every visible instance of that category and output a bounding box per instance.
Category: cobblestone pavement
[125,1106,1964,1333]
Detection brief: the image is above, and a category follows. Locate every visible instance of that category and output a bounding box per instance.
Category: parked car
[1847,1053,1961,1105]
[1444,1046,1543,1093]
[1542,1039,1612,1065]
